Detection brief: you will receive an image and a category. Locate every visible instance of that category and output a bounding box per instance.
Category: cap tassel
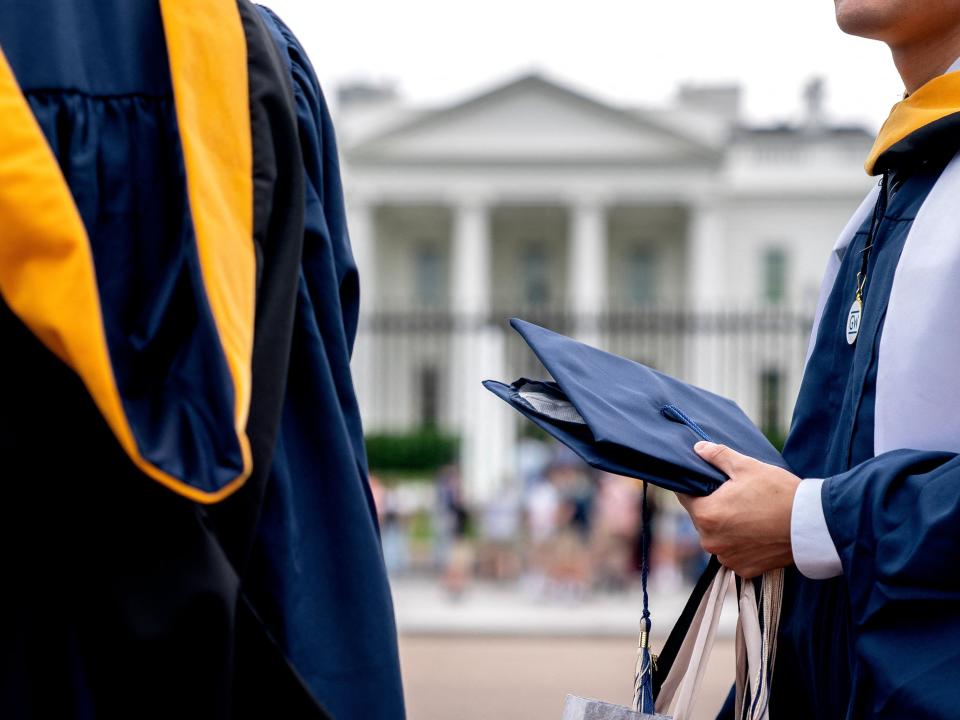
[633,481,655,714]
[634,617,655,713]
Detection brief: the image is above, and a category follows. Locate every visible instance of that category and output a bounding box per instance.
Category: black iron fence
[357,308,815,444]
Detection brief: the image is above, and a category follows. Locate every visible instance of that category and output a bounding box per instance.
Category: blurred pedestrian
[590,473,641,592]
[479,482,523,581]
[436,464,474,598]
[523,470,561,594]
[543,451,594,600]
[372,475,411,575]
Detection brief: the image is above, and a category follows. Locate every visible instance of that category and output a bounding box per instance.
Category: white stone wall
[719,194,873,310]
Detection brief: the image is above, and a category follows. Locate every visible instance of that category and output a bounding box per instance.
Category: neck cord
[855,173,890,307]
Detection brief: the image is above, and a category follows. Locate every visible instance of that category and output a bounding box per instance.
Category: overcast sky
[264,0,905,132]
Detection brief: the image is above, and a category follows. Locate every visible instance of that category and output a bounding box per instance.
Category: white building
[339,73,875,499]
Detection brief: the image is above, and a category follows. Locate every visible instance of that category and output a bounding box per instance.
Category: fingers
[716,544,793,579]
[694,441,748,477]
[677,493,716,538]
[717,552,764,579]
[676,493,710,528]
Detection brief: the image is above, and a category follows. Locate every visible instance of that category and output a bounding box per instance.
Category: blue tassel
[633,481,655,714]
[634,617,655,712]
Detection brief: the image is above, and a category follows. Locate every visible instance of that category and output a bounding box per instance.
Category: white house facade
[338,74,876,499]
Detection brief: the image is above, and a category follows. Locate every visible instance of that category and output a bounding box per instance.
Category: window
[762,247,788,305]
[419,366,440,428]
[628,245,658,306]
[522,243,551,308]
[760,368,784,442]
[414,244,444,307]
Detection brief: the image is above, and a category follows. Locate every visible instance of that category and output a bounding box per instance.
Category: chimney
[802,76,826,133]
[675,83,742,121]
[337,80,399,114]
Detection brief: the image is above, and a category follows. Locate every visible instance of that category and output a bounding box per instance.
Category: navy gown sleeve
[822,449,960,717]
[243,7,406,719]
[257,5,367,470]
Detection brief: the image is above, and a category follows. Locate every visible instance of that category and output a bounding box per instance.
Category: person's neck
[891,27,960,95]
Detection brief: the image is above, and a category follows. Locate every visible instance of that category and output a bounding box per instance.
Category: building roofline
[346,72,723,163]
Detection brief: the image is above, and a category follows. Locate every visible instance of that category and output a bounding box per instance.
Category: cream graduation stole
[806,152,960,457]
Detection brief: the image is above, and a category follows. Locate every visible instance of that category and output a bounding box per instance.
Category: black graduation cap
[483,318,788,497]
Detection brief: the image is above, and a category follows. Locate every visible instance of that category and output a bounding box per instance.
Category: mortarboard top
[483,318,788,496]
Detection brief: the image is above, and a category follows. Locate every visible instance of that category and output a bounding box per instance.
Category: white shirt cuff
[790,478,842,580]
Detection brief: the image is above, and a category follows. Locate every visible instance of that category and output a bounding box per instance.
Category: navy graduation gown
[0,1,402,717]
[243,8,405,719]
[771,140,960,716]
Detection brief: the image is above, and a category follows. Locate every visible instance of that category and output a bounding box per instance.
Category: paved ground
[399,634,735,720]
[391,577,738,638]
[392,577,738,719]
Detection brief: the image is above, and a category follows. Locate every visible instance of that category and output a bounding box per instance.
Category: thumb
[694,441,746,477]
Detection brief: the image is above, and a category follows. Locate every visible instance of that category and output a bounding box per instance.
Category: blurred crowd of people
[370,438,709,600]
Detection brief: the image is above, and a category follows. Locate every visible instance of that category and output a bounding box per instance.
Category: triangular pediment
[346,74,720,165]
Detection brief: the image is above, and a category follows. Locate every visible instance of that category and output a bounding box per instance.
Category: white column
[451,199,491,317]
[567,199,607,347]
[687,199,724,312]
[346,195,378,428]
[461,325,515,503]
[685,200,725,393]
[449,197,491,447]
[449,199,512,502]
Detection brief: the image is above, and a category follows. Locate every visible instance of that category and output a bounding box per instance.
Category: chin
[834,0,905,40]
